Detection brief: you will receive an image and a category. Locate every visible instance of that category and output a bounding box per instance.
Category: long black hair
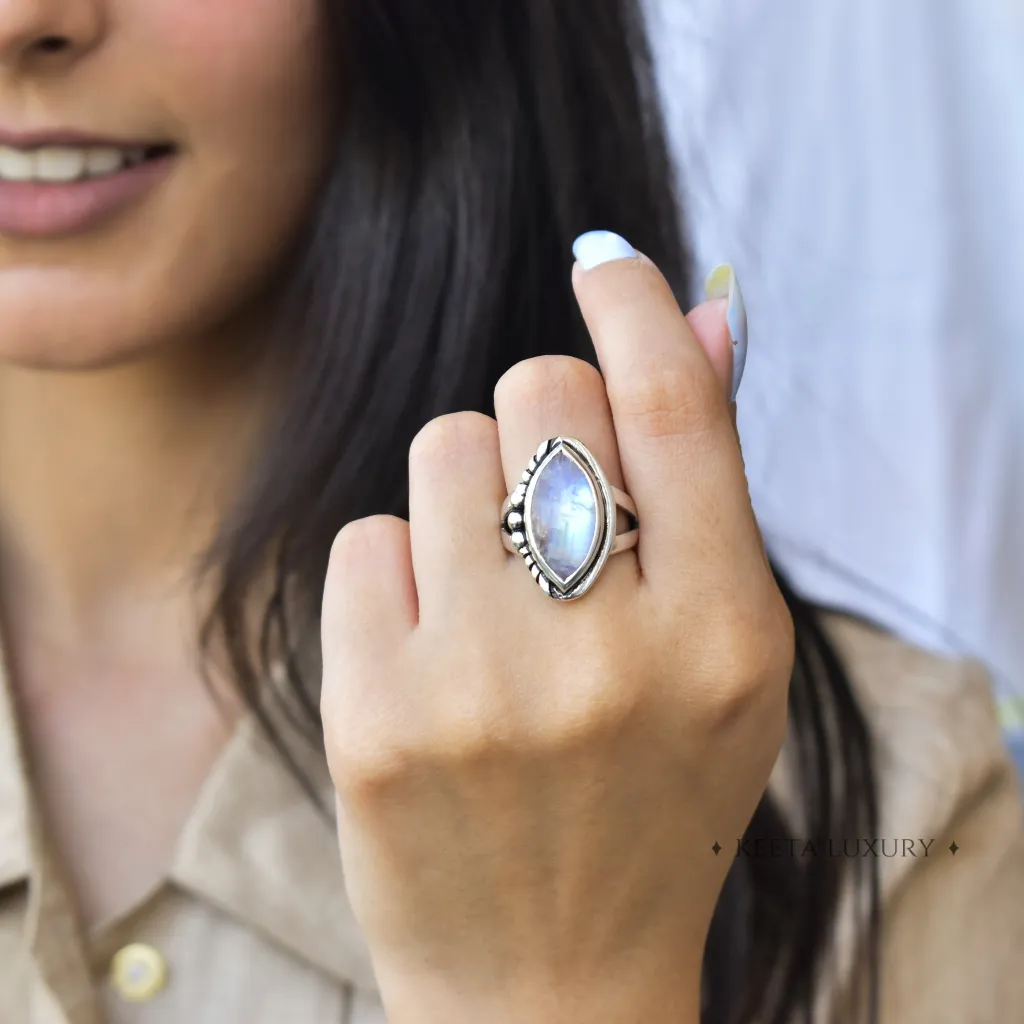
[199,2,880,1022]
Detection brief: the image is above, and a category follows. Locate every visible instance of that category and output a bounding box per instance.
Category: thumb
[685,299,732,397]
[685,265,748,403]
[689,275,768,566]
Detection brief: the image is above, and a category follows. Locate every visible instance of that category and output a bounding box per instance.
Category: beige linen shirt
[0,612,1022,1023]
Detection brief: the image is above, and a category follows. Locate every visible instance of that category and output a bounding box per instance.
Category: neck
[0,331,277,648]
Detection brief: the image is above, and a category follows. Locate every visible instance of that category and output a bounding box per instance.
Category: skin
[0,0,329,928]
[0,0,795,1021]
[321,264,793,1023]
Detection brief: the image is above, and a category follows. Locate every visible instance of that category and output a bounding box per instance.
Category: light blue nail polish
[572,231,636,270]
[704,264,748,402]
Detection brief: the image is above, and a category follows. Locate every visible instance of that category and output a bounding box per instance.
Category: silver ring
[500,436,638,601]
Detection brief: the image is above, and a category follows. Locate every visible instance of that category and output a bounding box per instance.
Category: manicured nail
[572,231,637,270]
[704,264,748,401]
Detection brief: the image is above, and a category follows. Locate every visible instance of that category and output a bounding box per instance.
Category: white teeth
[85,147,124,176]
[0,144,157,183]
[35,146,86,182]
[0,146,34,181]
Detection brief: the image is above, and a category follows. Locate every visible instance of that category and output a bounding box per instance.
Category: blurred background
[642,0,1024,774]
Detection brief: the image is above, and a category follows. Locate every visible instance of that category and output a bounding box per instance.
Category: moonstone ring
[500,437,638,600]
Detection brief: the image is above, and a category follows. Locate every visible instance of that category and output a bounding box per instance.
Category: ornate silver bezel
[501,436,616,601]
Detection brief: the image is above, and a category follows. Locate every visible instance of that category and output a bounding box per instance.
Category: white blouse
[644,0,1024,745]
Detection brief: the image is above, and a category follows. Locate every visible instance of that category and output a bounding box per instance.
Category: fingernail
[704,264,748,401]
[572,230,637,270]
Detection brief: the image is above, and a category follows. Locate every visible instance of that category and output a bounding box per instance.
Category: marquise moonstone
[528,448,599,583]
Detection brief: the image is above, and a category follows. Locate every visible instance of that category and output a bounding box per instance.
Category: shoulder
[791,611,1024,1023]
[818,610,1011,839]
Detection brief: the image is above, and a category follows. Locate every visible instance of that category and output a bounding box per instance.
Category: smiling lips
[0,134,177,239]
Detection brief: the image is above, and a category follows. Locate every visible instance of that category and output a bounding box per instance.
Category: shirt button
[110,942,168,1002]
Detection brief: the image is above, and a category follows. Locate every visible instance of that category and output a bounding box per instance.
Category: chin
[0,292,178,374]
[0,253,254,372]
[0,339,160,373]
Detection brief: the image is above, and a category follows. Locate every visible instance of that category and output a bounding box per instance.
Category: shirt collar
[166,679,381,993]
[0,607,378,994]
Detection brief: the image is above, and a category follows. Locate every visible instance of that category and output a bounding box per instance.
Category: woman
[0,1,1019,1023]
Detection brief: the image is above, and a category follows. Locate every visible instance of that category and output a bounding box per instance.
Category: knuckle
[495,355,603,413]
[531,640,647,746]
[323,682,421,803]
[332,712,513,804]
[427,695,513,761]
[431,713,517,766]
[550,684,644,747]
[328,514,406,576]
[327,735,416,805]
[695,608,794,730]
[610,360,722,438]
[409,411,496,472]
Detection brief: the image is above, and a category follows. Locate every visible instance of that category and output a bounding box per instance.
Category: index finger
[570,231,761,590]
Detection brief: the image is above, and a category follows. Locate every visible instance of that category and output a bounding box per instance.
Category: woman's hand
[320,243,794,1024]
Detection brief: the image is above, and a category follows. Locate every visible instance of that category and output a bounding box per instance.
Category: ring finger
[492,355,637,598]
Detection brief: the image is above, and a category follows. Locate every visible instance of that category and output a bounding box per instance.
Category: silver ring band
[500,436,639,601]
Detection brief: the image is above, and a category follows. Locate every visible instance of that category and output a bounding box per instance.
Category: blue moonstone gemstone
[529,448,599,583]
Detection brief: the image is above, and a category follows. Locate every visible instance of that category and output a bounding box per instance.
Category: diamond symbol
[949,841,959,855]
[712,842,722,855]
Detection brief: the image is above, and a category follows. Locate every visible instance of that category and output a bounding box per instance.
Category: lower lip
[0,153,176,239]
